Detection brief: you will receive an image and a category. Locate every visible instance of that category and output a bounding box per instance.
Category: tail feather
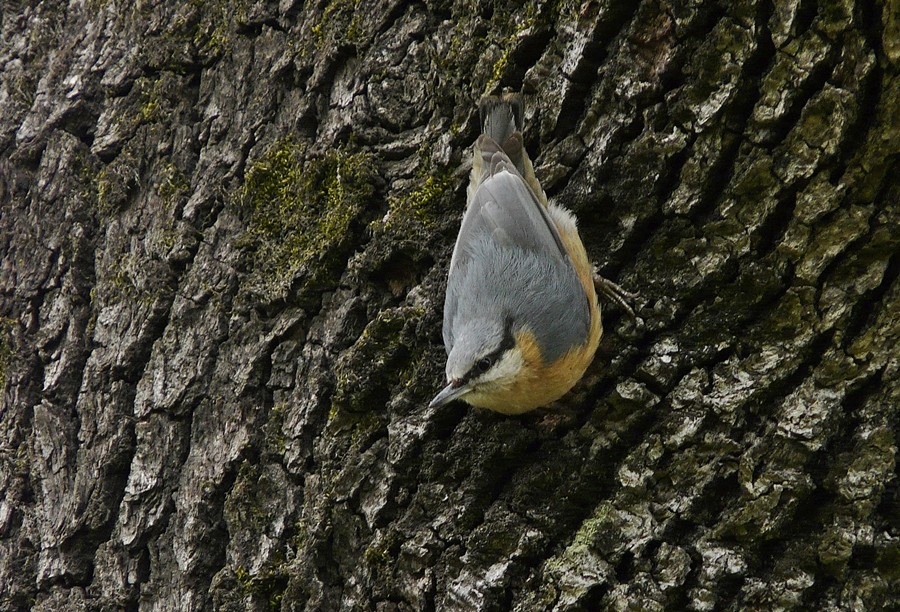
[479,93,523,144]
[478,93,526,175]
[471,92,548,206]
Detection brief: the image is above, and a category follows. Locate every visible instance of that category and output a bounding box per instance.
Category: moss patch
[484,2,543,93]
[189,0,249,56]
[311,0,365,49]
[94,146,140,217]
[332,305,425,413]
[371,164,454,238]
[234,562,288,611]
[0,318,15,390]
[433,0,556,96]
[238,139,377,301]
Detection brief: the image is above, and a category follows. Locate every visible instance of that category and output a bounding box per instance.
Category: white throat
[478,347,524,385]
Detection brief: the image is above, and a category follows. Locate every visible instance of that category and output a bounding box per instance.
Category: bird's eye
[476,357,493,373]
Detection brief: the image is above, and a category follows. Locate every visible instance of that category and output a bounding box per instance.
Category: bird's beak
[428,380,468,408]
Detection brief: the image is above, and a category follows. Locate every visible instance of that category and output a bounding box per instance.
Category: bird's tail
[473,93,546,204]
[479,93,523,145]
[477,93,528,178]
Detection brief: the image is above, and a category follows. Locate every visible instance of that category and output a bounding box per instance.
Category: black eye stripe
[461,319,517,384]
[465,344,509,382]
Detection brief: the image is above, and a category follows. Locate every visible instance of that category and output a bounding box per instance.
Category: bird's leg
[593,268,639,319]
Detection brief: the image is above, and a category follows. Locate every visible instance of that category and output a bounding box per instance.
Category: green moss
[234,562,288,611]
[542,502,616,578]
[228,461,272,529]
[371,164,454,238]
[331,305,425,413]
[363,541,391,566]
[467,515,527,562]
[485,3,542,93]
[571,503,615,549]
[264,403,288,455]
[755,287,817,346]
[144,162,189,255]
[238,138,376,300]
[0,318,15,390]
[140,99,160,123]
[134,72,185,126]
[311,0,365,49]
[7,73,36,110]
[95,167,113,212]
[323,398,388,454]
[877,543,900,582]
[487,47,513,93]
[98,251,163,307]
[818,527,854,574]
[221,463,290,609]
[433,0,556,94]
[370,147,456,244]
[362,529,404,589]
[189,0,249,55]
[540,502,618,602]
[158,162,189,202]
[94,146,140,217]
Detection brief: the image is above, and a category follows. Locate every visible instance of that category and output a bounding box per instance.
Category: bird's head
[429,317,527,409]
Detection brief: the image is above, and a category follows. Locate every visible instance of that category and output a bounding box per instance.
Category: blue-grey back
[443,166,590,362]
[444,234,589,363]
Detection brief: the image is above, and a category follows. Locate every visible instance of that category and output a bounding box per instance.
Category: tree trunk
[1,0,897,609]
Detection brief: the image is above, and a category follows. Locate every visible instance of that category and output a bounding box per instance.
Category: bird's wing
[451,147,568,273]
[443,146,577,351]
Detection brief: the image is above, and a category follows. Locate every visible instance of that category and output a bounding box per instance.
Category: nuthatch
[430,93,634,414]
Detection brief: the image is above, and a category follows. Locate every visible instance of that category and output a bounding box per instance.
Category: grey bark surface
[1,0,898,610]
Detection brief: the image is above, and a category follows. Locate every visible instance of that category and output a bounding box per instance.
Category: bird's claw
[593,272,639,319]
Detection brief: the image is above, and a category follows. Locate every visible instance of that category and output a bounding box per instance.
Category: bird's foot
[593,271,639,319]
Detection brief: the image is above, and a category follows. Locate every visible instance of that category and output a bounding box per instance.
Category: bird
[430,93,634,415]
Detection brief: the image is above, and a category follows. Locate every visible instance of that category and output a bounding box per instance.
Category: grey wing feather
[443,150,585,355]
[443,234,590,363]
[451,154,567,275]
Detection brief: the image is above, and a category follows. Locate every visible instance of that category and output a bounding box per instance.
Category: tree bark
[1,0,897,610]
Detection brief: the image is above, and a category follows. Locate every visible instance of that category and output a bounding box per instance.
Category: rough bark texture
[1,0,898,610]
